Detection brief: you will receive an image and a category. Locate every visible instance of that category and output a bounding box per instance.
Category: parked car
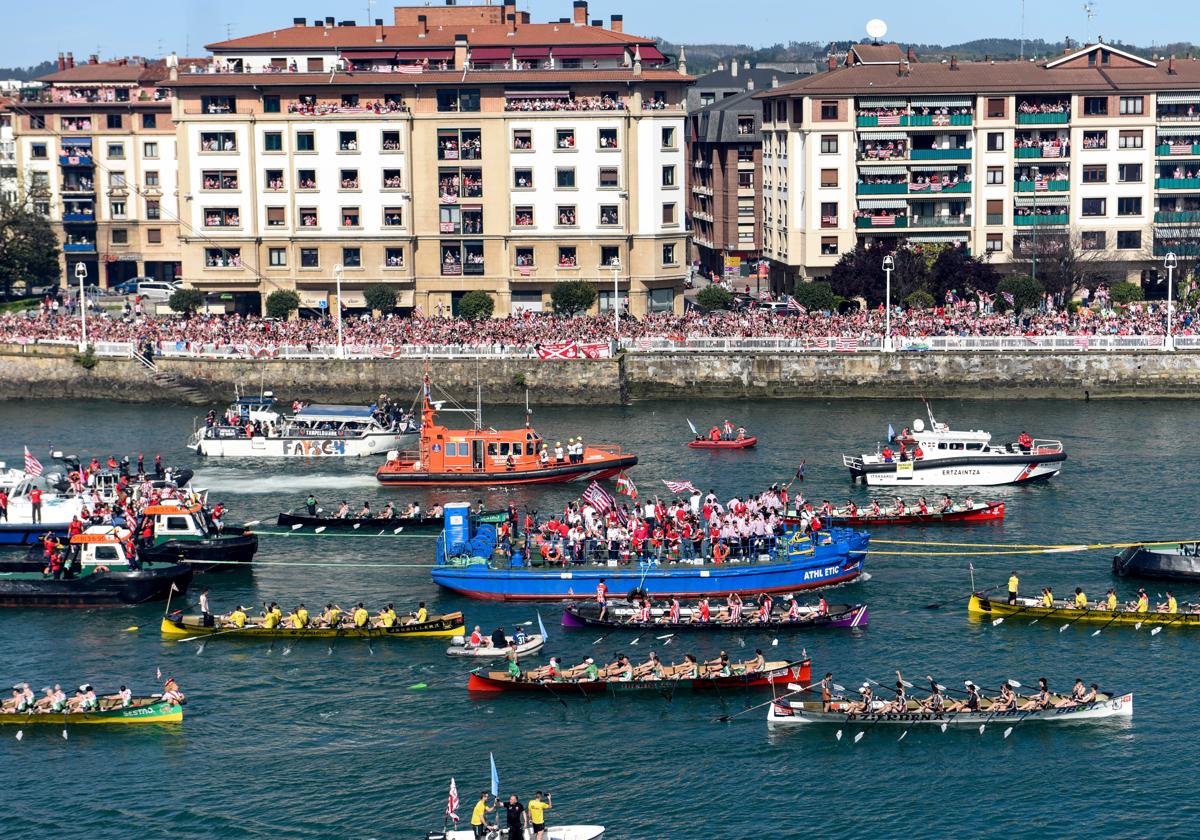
[136,280,179,302]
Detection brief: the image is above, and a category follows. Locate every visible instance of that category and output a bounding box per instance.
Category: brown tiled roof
[206,22,654,51]
[168,68,690,88]
[758,57,1200,99]
[850,44,904,64]
[37,57,207,85]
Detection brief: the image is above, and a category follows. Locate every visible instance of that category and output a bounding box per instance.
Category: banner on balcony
[536,341,612,360]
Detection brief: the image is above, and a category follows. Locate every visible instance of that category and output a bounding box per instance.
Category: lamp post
[611,258,621,339]
[74,261,88,351]
[332,263,345,358]
[882,254,895,352]
[1164,251,1178,351]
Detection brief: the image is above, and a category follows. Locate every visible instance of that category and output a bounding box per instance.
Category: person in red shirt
[68,516,83,538]
[29,487,43,524]
[596,579,608,620]
[1018,431,1033,453]
[0,489,8,521]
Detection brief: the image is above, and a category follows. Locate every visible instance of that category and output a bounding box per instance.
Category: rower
[1007,571,1020,605]
[1041,587,1053,608]
[923,679,946,715]
[634,651,664,681]
[633,597,651,624]
[227,605,248,628]
[1159,591,1178,614]
[353,602,370,628]
[848,684,874,715]
[682,654,701,679]
[885,671,907,713]
[940,495,954,513]
[1080,683,1100,704]
[817,596,828,617]
[1074,587,1088,609]
[948,682,980,714]
[261,606,281,630]
[819,673,834,712]
[379,502,395,519]
[579,657,600,682]
[746,649,766,674]
[320,603,341,627]
[335,501,351,519]
[1105,588,1118,611]
[695,597,711,624]
[613,653,634,682]
[665,596,681,624]
[408,602,429,625]
[845,499,859,517]
[1134,589,1150,613]
[1019,677,1052,711]
[1055,678,1088,708]
[756,594,773,623]
[916,497,929,515]
[893,497,905,516]
[356,501,372,518]
[113,685,132,709]
[991,682,1018,712]
[305,494,318,516]
[378,604,398,628]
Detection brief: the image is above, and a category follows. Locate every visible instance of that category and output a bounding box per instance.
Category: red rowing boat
[688,437,757,450]
[807,501,1005,527]
[467,658,810,693]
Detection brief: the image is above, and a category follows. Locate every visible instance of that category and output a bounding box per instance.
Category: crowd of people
[503,95,627,112]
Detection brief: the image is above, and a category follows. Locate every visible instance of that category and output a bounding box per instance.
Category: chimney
[376,22,385,43]
[375,18,383,25]
[325,16,334,27]
[633,44,642,76]
[591,19,602,27]
[503,0,516,20]
[66,52,75,68]
[454,34,469,69]
[826,53,836,71]
[743,59,750,70]
[57,52,65,72]
[950,54,959,71]
[88,54,99,65]
[716,60,725,71]
[1063,46,1071,55]
[771,74,779,88]
[1169,54,1177,75]
[731,59,738,78]
[746,77,755,91]
[610,14,623,33]
[508,13,518,33]
[573,1,588,26]
[906,46,917,63]
[678,45,687,75]
[293,17,306,26]
[417,14,428,37]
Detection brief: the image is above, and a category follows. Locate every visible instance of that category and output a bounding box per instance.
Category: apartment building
[11,54,188,287]
[757,42,1200,291]
[0,98,17,203]
[166,1,691,316]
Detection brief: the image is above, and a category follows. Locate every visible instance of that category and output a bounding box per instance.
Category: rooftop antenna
[1083,2,1097,43]
[865,18,888,44]
[225,22,233,40]
[1019,0,1026,60]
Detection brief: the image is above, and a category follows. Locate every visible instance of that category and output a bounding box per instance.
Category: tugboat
[843,405,1066,487]
[376,377,637,487]
[0,526,192,607]
[136,499,258,572]
[1113,542,1200,581]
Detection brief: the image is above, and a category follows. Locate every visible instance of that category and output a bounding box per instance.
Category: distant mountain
[0,61,56,82]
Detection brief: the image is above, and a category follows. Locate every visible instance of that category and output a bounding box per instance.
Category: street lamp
[74,262,88,351]
[611,258,621,339]
[332,263,345,358]
[1164,251,1178,351]
[882,254,895,352]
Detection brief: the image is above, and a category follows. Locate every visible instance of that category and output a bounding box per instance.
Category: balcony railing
[910,148,971,160]
[856,114,973,127]
[1016,112,1070,125]
[63,242,96,252]
[1014,213,1069,226]
[1154,241,1200,256]
[1156,143,1200,157]
[1154,210,1200,223]
[908,181,971,194]
[855,215,908,228]
[62,213,96,223]
[909,214,972,228]
[1014,146,1070,159]
[1015,180,1069,192]
[857,149,909,162]
[59,154,93,166]
[856,182,907,195]
[1156,177,1200,189]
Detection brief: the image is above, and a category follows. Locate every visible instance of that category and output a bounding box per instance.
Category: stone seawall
[2,345,1199,404]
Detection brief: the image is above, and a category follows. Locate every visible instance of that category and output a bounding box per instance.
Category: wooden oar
[1091,609,1129,636]
[977,680,1022,734]
[1149,607,1196,636]
[925,584,1000,610]
[1027,601,1070,626]
[1057,605,1097,633]
[176,623,260,642]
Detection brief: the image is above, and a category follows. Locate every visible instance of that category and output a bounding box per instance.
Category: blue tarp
[294,405,375,420]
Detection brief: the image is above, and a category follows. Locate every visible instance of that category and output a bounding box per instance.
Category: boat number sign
[284,440,347,457]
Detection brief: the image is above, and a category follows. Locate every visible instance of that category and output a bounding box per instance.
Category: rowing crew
[1028,586,1181,614]
[0,678,185,714]
[620,593,829,625]
[512,649,771,683]
[829,495,976,518]
[217,601,431,630]
[826,672,1104,717]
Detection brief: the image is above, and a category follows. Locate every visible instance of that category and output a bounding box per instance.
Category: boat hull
[0,562,193,607]
[968,594,1196,627]
[688,437,757,450]
[767,694,1132,726]
[823,502,1004,527]
[849,454,1065,487]
[1113,545,1200,581]
[160,612,465,638]
[194,430,415,458]
[376,455,638,487]
[468,659,811,693]
[0,699,183,725]
[561,603,868,630]
[140,532,259,572]
[446,634,546,658]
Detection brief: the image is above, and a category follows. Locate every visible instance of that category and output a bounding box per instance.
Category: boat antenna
[525,387,532,427]
[923,398,937,429]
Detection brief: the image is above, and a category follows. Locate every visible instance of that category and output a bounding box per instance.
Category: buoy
[15,730,23,740]
[409,682,428,690]
[314,526,326,534]
[124,626,139,632]
[62,729,68,740]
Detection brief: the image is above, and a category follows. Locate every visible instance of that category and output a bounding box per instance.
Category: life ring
[545,544,562,563]
[713,542,730,564]
[94,565,109,573]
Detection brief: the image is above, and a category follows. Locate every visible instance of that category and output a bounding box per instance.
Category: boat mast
[524,388,531,428]
[475,383,483,431]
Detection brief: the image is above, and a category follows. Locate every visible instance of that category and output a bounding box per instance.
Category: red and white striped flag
[23,447,43,477]
[616,472,638,500]
[582,481,616,513]
[1171,143,1192,155]
[1074,336,1090,348]
[1002,291,1016,306]
[662,479,697,495]
[785,296,805,313]
[877,114,901,126]
[446,777,460,823]
[1043,145,1061,157]
[395,64,425,75]
[1035,180,1048,191]
[836,337,859,352]
[873,215,896,227]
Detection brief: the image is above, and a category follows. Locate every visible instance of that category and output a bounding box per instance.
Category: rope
[193,558,438,569]
[249,529,438,539]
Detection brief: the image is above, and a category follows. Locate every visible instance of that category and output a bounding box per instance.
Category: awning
[505,89,570,98]
[907,233,970,243]
[638,45,666,62]
[554,45,628,58]
[1158,92,1200,105]
[857,198,908,209]
[856,164,906,175]
[394,49,454,60]
[471,47,512,60]
[1014,195,1067,207]
[859,131,906,140]
[858,97,907,108]
[341,50,397,60]
[909,164,964,172]
[1157,125,1200,137]
[515,47,550,59]
[61,137,92,147]
[909,96,974,107]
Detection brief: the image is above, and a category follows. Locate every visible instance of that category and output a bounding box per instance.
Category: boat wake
[192,470,378,494]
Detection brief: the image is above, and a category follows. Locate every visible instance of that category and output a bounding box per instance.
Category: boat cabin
[70,527,134,568]
[143,502,211,543]
[409,425,546,474]
[231,393,279,423]
[289,405,392,437]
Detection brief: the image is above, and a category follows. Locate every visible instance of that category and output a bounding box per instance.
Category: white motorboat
[190,400,416,458]
[0,467,86,546]
[842,407,1065,487]
[446,634,546,659]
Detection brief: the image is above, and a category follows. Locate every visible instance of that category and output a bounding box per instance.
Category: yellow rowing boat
[968,594,1199,627]
[160,612,465,639]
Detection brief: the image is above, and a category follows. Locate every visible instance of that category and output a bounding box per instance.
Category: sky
[1,0,1178,67]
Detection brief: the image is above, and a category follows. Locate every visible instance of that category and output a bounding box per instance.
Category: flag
[1002,291,1015,306]
[887,423,896,441]
[835,337,859,352]
[873,215,896,227]
[686,418,698,436]
[537,613,549,643]
[1034,180,1048,191]
[582,481,616,513]
[170,583,180,593]
[23,447,43,477]
[536,341,580,360]
[785,296,804,313]
[1043,145,1061,157]
[909,182,929,192]
[489,754,499,797]
[394,64,425,75]
[446,777,460,823]
[616,472,638,500]
[662,479,697,495]
[1171,143,1191,155]
[876,113,900,126]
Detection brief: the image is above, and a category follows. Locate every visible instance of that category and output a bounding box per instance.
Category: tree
[903,289,936,310]
[1011,230,1116,302]
[1108,281,1144,305]
[828,242,926,307]
[927,244,999,302]
[995,275,1044,314]
[458,290,494,320]
[168,287,205,316]
[790,280,837,312]
[550,280,597,316]
[363,284,398,314]
[696,285,732,311]
[0,189,60,298]
[265,289,300,320]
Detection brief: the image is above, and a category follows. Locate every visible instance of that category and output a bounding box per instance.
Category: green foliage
[458,291,495,320]
[928,244,999,300]
[512,372,527,387]
[550,280,598,316]
[363,284,398,313]
[0,189,60,299]
[74,343,97,370]
[168,287,205,316]
[265,290,301,320]
[696,285,732,311]
[790,281,837,312]
[1108,281,1144,305]
[828,242,924,306]
[996,275,1044,314]
[903,289,936,310]
[0,297,38,313]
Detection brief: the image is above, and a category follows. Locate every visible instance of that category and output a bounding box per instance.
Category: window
[556,205,577,226]
[142,113,156,129]
[1082,198,1106,217]
[263,94,281,113]
[338,130,358,152]
[556,168,576,189]
[514,205,535,227]
[1083,130,1106,150]
[340,169,360,190]
[1083,96,1108,116]
[203,207,240,227]
[819,100,839,121]
[557,246,577,267]
[599,204,619,226]
[821,236,838,256]
[513,168,533,189]
[986,233,1003,253]
[662,203,677,225]
[265,169,284,190]
[111,200,126,218]
[1117,230,1142,249]
[441,241,484,275]
[737,115,756,136]
[737,144,754,163]
[30,114,45,129]
[738,171,753,188]
[296,132,315,152]
[300,248,319,268]
[307,57,324,72]
[30,171,49,191]
[341,247,362,268]
[201,170,237,190]
[298,207,318,227]
[144,171,160,189]
[30,143,47,159]
[820,169,838,188]
[1117,197,1142,216]
[146,199,160,220]
[264,132,283,152]
[819,135,838,154]
[436,89,480,112]
[598,167,619,189]
[987,98,1006,119]
[986,198,1004,225]
[820,201,838,228]
[266,207,286,228]
[515,247,535,268]
[1119,96,1144,115]
[661,126,676,148]
[106,114,122,129]
[662,243,678,265]
[1082,231,1106,250]
[598,128,618,149]
[555,128,576,150]
[268,247,287,267]
[986,132,1004,152]
[106,142,124,159]
[110,172,126,188]
[340,207,361,228]
[147,228,162,245]
[202,95,235,113]
[777,101,787,122]
[1118,163,1143,183]
[207,247,240,268]
[662,165,676,187]
[381,130,402,152]
[111,229,128,245]
[143,142,159,159]
[1082,165,1107,184]
[600,245,620,266]
[382,169,403,190]
[648,287,673,313]
[201,131,237,152]
[986,167,1004,185]
[1118,130,1143,149]
[33,200,49,216]
[385,247,405,268]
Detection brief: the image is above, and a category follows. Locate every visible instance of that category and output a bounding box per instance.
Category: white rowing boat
[435,826,604,840]
[766,693,1133,726]
[445,634,545,659]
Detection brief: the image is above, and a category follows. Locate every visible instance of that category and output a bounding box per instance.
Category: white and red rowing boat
[812,501,1005,527]
[688,436,757,450]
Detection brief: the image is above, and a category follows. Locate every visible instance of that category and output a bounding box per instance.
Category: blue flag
[537,611,549,642]
[887,423,895,441]
[489,752,499,797]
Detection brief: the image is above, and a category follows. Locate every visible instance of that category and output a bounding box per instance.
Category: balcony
[1155,210,1200,223]
[855,215,908,229]
[1015,180,1069,192]
[910,148,971,160]
[59,154,93,167]
[857,149,909,163]
[1156,177,1200,190]
[856,182,907,195]
[1015,146,1070,159]
[909,181,971,194]
[1013,213,1069,226]
[62,213,96,223]
[63,241,96,252]
[1016,112,1070,125]
[856,114,973,127]
[61,185,95,196]
[1156,143,1200,157]
[1154,241,1200,256]
[909,214,972,228]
